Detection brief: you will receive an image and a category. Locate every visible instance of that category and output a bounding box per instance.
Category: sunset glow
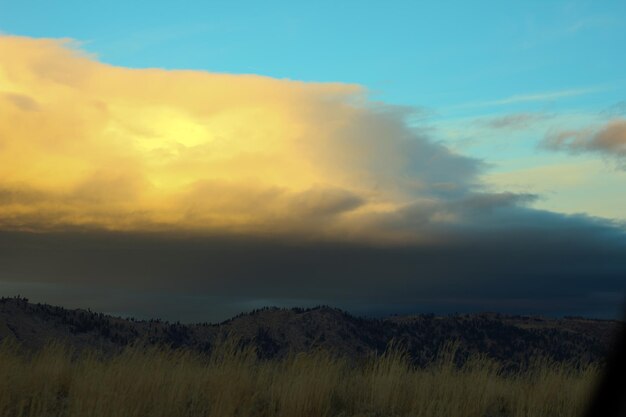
[1,36,419,237]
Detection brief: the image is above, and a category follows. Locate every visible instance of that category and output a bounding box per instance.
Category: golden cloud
[0,35,479,241]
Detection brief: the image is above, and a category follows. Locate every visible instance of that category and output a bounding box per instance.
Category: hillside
[1,296,622,368]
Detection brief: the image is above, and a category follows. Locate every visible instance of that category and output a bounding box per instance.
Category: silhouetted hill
[1,296,622,369]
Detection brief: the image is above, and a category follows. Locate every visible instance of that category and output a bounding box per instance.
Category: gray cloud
[541,119,626,168]
[482,113,548,130]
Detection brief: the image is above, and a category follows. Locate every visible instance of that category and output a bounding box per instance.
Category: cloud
[1,217,624,321]
[2,92,40,111]
[488,88,599,106]
[481,112,548,130]
[601,101,626,118]
[0,35,483,241]
[541,119,626,168]
[0,35,625,320]
[450,87,601,110]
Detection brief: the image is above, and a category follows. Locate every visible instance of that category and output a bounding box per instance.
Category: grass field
[0,338,600,417]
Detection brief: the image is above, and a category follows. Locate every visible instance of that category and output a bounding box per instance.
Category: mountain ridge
[1,296,622,369]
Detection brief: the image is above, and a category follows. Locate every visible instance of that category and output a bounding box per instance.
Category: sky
[0,0,625,321]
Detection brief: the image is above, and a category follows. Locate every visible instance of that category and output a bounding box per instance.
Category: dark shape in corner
[584,303,626,417]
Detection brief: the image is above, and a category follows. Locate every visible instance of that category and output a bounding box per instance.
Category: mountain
[1,296,622,369]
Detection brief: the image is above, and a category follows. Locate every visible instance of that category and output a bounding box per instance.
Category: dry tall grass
[0,338,600,417]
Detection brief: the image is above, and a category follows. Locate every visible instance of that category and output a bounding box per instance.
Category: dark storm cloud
[1,206,624,321]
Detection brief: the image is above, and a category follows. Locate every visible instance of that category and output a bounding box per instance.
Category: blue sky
[3,1,625,109]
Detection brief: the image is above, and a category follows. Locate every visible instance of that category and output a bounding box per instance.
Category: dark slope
[1,296,621,368]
